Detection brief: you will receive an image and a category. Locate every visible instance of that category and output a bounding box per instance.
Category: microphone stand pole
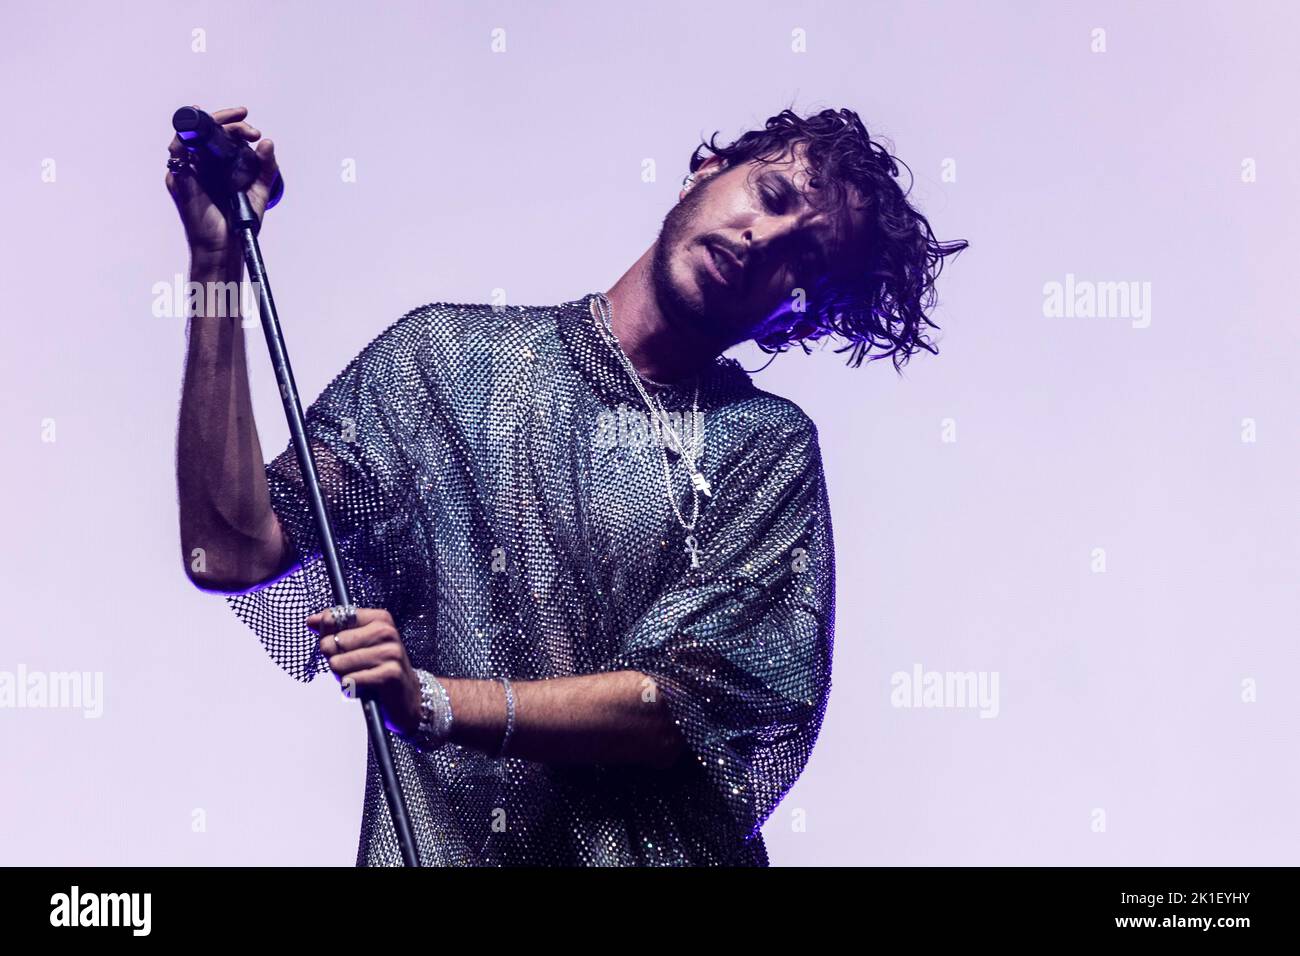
[228,192,421,869]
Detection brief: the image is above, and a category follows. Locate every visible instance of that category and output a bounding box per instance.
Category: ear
[680,156,726,199]
[695,155,726,177]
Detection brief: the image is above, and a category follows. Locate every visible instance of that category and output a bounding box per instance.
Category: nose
[743,212,807,271]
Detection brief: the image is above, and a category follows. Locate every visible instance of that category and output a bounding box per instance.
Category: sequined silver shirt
[227,292,835,866]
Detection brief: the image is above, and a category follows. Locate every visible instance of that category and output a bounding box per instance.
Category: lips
[705,241,744,290]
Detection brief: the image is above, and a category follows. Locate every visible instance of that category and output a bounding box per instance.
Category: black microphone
[171,106,284,209]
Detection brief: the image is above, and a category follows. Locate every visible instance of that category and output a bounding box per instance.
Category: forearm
[176,248,286,591]
[440,670,686,769]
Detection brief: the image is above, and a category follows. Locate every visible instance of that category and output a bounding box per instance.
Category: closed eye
[759,186,785,214]
[757,174,830,274]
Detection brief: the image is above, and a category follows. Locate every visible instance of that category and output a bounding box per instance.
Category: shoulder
[716,368,821,453]
[400,300,557,340]
[703,368,825,488]
[374,300,560,364]
[339,301,559,392]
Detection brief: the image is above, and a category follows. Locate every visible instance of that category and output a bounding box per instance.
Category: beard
[648,176,722,341]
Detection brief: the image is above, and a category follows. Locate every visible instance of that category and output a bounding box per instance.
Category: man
[171,105,967,866]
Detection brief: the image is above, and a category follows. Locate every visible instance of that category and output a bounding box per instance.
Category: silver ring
[329,604,357,631]
[167,156,192,175]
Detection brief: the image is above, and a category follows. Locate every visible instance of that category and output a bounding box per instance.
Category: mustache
[705,236,745,265]
[704,236,749,279]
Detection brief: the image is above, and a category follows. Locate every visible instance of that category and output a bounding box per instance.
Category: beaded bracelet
[409,669,454,752]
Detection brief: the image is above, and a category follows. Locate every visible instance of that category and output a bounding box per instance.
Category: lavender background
[1,0,1296,866]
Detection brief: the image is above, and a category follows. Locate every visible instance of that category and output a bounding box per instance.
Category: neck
[599,245,726,383]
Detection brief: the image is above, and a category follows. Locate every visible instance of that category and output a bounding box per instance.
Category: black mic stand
[173,107,420,867]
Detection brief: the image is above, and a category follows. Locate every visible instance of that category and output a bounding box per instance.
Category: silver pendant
[684,534,701,568]
[690,470,712,497]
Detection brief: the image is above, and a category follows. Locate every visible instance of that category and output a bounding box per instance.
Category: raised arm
[176,248,292,591]
[170,105,291,592]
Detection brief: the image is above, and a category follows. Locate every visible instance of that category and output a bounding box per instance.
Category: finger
[327,642,403,677]
[254,138,278,183]
[337,661,404,700]
[316,619,396,658]
[222,120,261,142]
[307,606,393,636]
[165,168,197,200]
[210,106,249,124]
[164,144,201,201]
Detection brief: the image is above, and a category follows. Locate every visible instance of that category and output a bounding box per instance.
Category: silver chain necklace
[591,292,711,568]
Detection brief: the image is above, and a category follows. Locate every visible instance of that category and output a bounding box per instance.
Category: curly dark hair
[688,106,968,371]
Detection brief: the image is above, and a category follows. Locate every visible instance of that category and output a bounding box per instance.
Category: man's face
[649,143,871,350]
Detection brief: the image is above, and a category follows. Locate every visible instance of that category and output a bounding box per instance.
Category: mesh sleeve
[225,317,421,683]
[606,413,836,846]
